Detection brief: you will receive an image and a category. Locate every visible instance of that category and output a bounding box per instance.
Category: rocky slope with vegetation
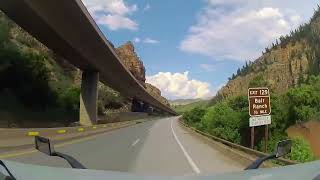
[213,6,320,102]
[0,12,165,127]
[0,11,82,127]
[182,6,320,163]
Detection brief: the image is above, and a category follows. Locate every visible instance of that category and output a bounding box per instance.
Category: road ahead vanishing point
[3,117,244,176]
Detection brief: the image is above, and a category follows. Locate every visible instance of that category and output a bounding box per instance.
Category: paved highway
[4,117,244,176]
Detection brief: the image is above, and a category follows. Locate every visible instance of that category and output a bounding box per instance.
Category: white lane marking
[170,119,201,174]
[131,138,140,147]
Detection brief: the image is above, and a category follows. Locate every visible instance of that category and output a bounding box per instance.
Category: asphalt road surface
[4,117,244,176]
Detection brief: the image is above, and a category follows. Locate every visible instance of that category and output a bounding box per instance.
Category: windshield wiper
[0,160,16,180]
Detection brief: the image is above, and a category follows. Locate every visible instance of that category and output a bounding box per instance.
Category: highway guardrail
[179,119,297,166]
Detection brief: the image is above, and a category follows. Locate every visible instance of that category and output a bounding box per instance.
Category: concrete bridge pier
[80,70,99,126]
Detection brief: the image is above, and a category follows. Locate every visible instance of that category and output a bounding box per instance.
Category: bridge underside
[0,0,176,125]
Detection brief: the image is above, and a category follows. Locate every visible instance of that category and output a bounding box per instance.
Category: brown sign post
[248,87,271,152]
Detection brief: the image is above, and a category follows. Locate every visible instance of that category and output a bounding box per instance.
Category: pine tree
[232,73,236,79]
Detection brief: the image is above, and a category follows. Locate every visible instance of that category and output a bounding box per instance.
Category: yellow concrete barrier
[103,125,107,128]
[78,128,85,132]
[57,129,66,134]
[92,126,97,129]
[27,131,39,136]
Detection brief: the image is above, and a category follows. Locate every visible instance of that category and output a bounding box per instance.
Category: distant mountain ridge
[169,98,203,106]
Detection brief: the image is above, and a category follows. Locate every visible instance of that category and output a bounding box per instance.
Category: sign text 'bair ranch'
[248,87,272,151]
[248,88,271,116]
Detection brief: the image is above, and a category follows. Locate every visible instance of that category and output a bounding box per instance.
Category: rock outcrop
[116,42,170,107]
[116,42,146,85]
[217,42,311,99]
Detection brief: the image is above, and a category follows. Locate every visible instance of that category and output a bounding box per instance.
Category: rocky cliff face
[116,42,146,85]
[214,9,320,101]
[217,42,311,98]
[115,42,170,106]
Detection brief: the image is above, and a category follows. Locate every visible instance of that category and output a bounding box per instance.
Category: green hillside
[173,100,208,114]
[169,98,203,106]
[0,12,126,127]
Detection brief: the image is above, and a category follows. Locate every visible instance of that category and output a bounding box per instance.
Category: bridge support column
[80,70,99,126]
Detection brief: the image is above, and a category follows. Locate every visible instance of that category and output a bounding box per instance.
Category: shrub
[257,131,288,153]
[182,107,206,125]
[58,87,80,112]
[201,102,241,143]
[0,48,56,108]
[98,83,124,113]
[288,137,315,163]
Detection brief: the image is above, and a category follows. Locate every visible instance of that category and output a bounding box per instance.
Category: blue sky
[82,0,318,100]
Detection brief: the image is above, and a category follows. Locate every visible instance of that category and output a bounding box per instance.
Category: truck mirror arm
[245,154,276,170]
[51,152,86,169]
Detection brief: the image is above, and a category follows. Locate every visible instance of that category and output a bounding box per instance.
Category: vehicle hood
[1,160,320,180]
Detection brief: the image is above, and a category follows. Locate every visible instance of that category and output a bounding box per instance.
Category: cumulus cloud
[146,72,216,99]
[133,37,141,43]
[82,0,138,31]
[143,38,160,44]
[133,37,160,44]
[180,1,303,61]
[96,14,138,30]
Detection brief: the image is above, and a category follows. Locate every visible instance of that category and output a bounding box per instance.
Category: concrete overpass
[0,0,176,125]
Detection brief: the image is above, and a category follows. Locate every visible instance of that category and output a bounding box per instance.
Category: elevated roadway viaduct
[0,0,176,125]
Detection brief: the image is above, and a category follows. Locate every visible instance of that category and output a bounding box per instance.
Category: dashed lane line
[131,139,140,147]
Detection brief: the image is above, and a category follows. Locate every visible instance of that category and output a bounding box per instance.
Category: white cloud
[290,15,302,24]
[82,0,138,31]
[96,14,138,30]
[144,4,151,11]
[200,64,215,72]
[146,72,216,99]
[134,37,160,44]
[207,0,246,6]
[180,2,304,61]
[133,37,141,43]
[143,38,160,44]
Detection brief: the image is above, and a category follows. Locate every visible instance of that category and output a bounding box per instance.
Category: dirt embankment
[287,121,320,158]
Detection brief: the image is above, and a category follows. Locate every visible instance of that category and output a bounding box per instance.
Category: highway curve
[4,117,244,176]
